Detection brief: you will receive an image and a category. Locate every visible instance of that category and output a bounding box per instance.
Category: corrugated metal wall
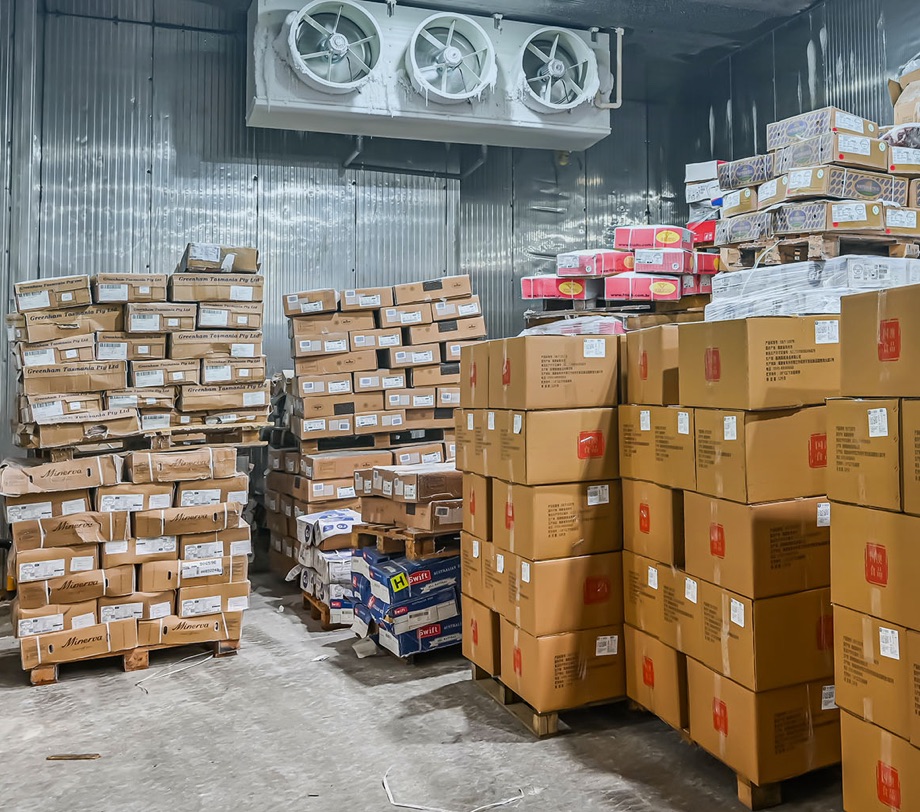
[0,1,12,309]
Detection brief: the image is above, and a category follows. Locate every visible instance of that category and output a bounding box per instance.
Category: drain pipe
[460,145,488,180]
[595,27,624,110]
[343,135,365,168]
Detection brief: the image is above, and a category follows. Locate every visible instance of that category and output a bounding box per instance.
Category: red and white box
[614,225,694,250]
[556,249,634,277]
[633,248,694,275]
[688,220,718,245]
[681,275,713,296]
[693,252,722,274]
[520,276,603,300]
[602,272,683,302]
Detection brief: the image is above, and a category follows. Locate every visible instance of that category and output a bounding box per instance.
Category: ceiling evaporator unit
[248,0,620,151]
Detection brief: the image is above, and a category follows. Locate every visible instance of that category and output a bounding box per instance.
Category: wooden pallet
[720,232,920,271]
[302,591,349,631]
[28,638,240,686]
[353,524,461,560]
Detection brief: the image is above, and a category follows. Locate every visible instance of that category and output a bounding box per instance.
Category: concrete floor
[0,576,843,812]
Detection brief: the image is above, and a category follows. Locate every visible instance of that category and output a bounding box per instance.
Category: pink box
[613,225,694,250]
[693,252,722,274]
[681,274,713,296]
[602,272,683,302]
[633,248,694,275]
[688,220,717,245]
[520,276,604,300]
[556,249,635,277]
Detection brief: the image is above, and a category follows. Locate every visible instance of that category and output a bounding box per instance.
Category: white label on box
[181,596,223,617]
[18,290,51,310]
[839,134,871,155]
[131,313,160,331]
[887,209,918,229]
[69,401,83,411]
[868,407,889,437]
[97,342,128,361]
[487,412,495,431]
[62,292,74,302]
[136,536,177,555]
[395,351,408,363]
[204,364,232,383]
[7,501,53,523]
[413,395,434,407]
[684,578,698,604]
[356,415,378,428]
[325,339,348,352]
[817,502,831,527]
[880,627,900,660]
[32,400,64,421]
[230,285,253,302]
[70,556,95,572]
[359,376,378,388]
[382,480,393,496]
[412,351,434,364]
[328,380,350,394]
[185,541,223,560]
[237,316,249,326]
[814,320,839,345]
[723,190,742,209]
[383,376,403,389]
[166,318,180,327]
[141,414,171,431]
[242,391,266,407]
[139,286,150,295]
[300,300,322,314]
[583,338,606,358]
[496,554,505,574]
[100,602,143,622]
[71,612,95,630]
[150,601,171,619]
[422,452,441,464]
[456,303,478,318]
[18,613,65,637]
[337,486,356,499]
[441,391,459,404]
[353,335,369,347]
[230,540,252,557]
[760,178,780,198]
[587,484,610,506]
[229,490,247,505]
[892,146,920,166]
[400,310,423,324]
[379,334,400,347]
[595,635,619,657]
[835,111,865,133]
[104,540,130,555]
[227,595,250,612]
[472,539,480,558]
[521,561,531,583]
[61,498,87,515]
[170,371,185,381]
[730,598,745,628]
[359,294,381,307]
[787,169,814,190]
[821,684,837,711]
[64,349,78,359]
[511,414,523,435]
[23,348,56,367]
[435,301,452,314]
[677,411,691,435]
[19,558,65,582]
[640,410,651,432]
[467,414,474,430]
[136,369,165,387]
[723,416,737,441]
[635,249,664,266]
[200,308,229,327]
[647,566,659,590]
[181,558,223,579]
[312,483,329,496]
[331,419,350,432]
[189,243,221,262]
[389,394,408,407]
[832,202,868,223]
[98,283,129,302]
[300,340,321,353]
[231,343,255,358]
[149,494,171,510]
[304,419,326,432]
[180,489,222,507]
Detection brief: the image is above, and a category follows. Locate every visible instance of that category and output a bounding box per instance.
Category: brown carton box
[283,289,339,317]
[22,408,140,449]
[678,317,841,410]
[341,287,394,311]
[618,405,696,490]
[384,388,436,410]
[11,511,130,549]
[197,301,263,331]
[694,406,828,503]
[379,302,432,328]
[294,350,378,376]
[621,480,683,566]
[11,599,97,638]
[175,474,249,508]
[721,187,758,217]
[98,591,175,622]
[841,712,918,812]
[169,330,263,360]
[292,332,350,358]
[126,447,237,483]
[133,504,241,538]
[431,295,481,322]
[684,493,830,600]
[349,328,402,351]
[293,372,352,397]
[391,464,461,503]
[901,400,920,515]
[21,303,123,343]
[19,334,96,367]
[780,165,908,206]
[131,359,199,388]
[13,544,99,584]
[178,243,258,273]
[627,325,680,406]
[354,410,405,435]
[827,397,901,510]
[106,388,175,410]
[137,613,243,646]
[15,275,92,312]
[625,625,688,731]
[201,356,266,385]
[179,524,252,560]
[394,275,472,304]
[445,341,479,365]
[177,581,250,617]
[0,454,122,495]
[384,344,441,369]
[778,131,889,172]
[353,369,407,393]
[773,200,896,235]
[461,594,501,675]
[292,415,353,441]
[392,443,445,466]
[302,450,392,480]
[288,310,375,337]
[767,106,878,151]
[717,154,775,190]
[482,541,506,613]
[714,211,774,246]
[20,618,138,670]
[96,332,167,362]
[138,556,248,591]
[15,565,135,610]
[100,537,179,567]
[6,489,92,524]
[491,479,622,560]
[20,392,105,423]
[437,386,461,408]
[688,659,840,787]
[658,565,701,653]
[126,303,196,333]
[21,360,127,395]
[410,363,461,387]
[494,408,618,485]
[96,482,174,512]
[178,383,269,412]
[94,273,168,303]
[500,619,626,713]
[407,316,487,345]
[460,531,487,603]
[463,473,491,541]
[168,272,264,303]
[489,336,619,410]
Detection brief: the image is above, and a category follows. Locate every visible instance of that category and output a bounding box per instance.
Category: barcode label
[97,283,128,302]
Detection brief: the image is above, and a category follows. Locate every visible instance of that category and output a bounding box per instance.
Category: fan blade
[421,29,445,50]
[526,74,547,86]
[527,43,550,64]
[333,5,343,34]
[461,47,490,65]
[419,65,440,77]
[345,53,356,82]
[347,47,371,75]
[543,78,553,103]
[565,59,590,75]
[441,66,448,94]
[563,76,585,98]
[302,14,330,37]
[446,20,456,47]
[300,50,330,61]
[459,61,482,88]
[549,34,560,60]
[350,34,376,48]
[458,65,468,94]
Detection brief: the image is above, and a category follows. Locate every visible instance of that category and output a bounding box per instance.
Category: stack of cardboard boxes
[4,447,252,679]
[457,334,627,714]
[620,318,841,798]
[829,284,920,810]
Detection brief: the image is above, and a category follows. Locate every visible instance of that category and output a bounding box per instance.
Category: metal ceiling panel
[45,0,154,22]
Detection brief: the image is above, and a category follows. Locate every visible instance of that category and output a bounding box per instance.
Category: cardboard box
[131,359,199,388]
[556,248,635,276]
[341,287,394,311]
[137,613,243,646]
[133,504,241,538]
[20,392,105,423]
[394,276,472,304]
[15,565,135,610]
[388,463,460,503]
[349,328,402,352]
[406,316,487,344]
[778,132,889,173]
[292,415,353,440]
[389,443,445,467]
[200,356,266,385]
[462,594,500,675]
[617,405,696,490]
[21,360,127,395]
[10,511,129,549]
[379,303,433,328]
[679,317,840,410]
[20,618,138,670]
[175,474,249,508]
[384,345,441,368]
[621,480,683,566]
[627,326,679,406]
[138,556,248,591]
[292,332,350,358]
[841,712,918,812]
[125,447,237,483]
[283,289,339,317]
[892,145,920,176]
[773,200,898,235]
[614,225,693,250]
[625,625,688,731]
[93,273,167,303]
[106,388,175,410]
[901,399,920,516]
[462,473,491,541]
[362,497,462,533]
[431,295,481,322]
[179,524,252,560]
[15,275,92,312]
[375,612,462,658]
[301,450,391,480]
[410,363,461,387]
[6,489,92,524]
[178,243,258,273]
[22,408,140,449]
[717,154,775,190]
[687,659,840,787]
[460,531,488,604]
[602,273,683,302]
[178,383,269,412]
[721,187,758,217]
[14,544,99,584]
[294,350,378,376]
[169,330,262,360]
[288,311,375,337]
[126,303,196,333]
[460,342,490,410]
[520,276,603,301]
[384,388,436,410]
[827,397,900,511]
[494,408,618,485]
[18,334,95,367]
[0,455,122,496]
[437,386,460,408]
[684,492,830,600]
[491,479,621,560]
[780,165,908,206]
[20,303,124,343]
[98,591,175,622]
[352,370,406,393]
[100,536,179,567]
[177,581,250,617]
[694,406,827,503]
[767,106,878,151]
[168,273,264,303]
[96,482,174,512]
[293,372,352,397]
[197,302,263,331]
[500,619,626,713]
[11,599,97,638]
[489,336,618,410]
[95,332,167,362]
[354,410,405,434]
[714,211,774,246]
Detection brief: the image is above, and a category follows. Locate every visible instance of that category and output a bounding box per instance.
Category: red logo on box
[470,617,479,646]
[712,699,729,735]
[809,434,828,469]
[505,500,514,530]
[469,490,476,516]
[642,656,655,688]
[577,431,605,459]
[409,570,432,586]
[513,646,523,676]
[877,762,901,808]
[470,360,477,387]
[417,622,442,640]
[639,351,649,381]
[639,503,651,534]
[584,576,611,605]
[879,319,901,362]
[865,543,889,586]
[710,523,725,558]
[502,356,511,386]
[816,614,834,651]
[705,348,721,382]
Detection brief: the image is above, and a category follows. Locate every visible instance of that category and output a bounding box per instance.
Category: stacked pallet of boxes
[684,160,725,246]
[828,283,920,810]
[457,333,626,717]
[620,318,842,807]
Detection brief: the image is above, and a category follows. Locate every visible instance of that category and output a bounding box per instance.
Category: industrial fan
[284,0,383,93]
[520,27,600,113]
[406,13,497,105]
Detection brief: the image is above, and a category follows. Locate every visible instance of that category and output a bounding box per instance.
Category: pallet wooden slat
[720,233,920,271]
[301,591,349,631]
